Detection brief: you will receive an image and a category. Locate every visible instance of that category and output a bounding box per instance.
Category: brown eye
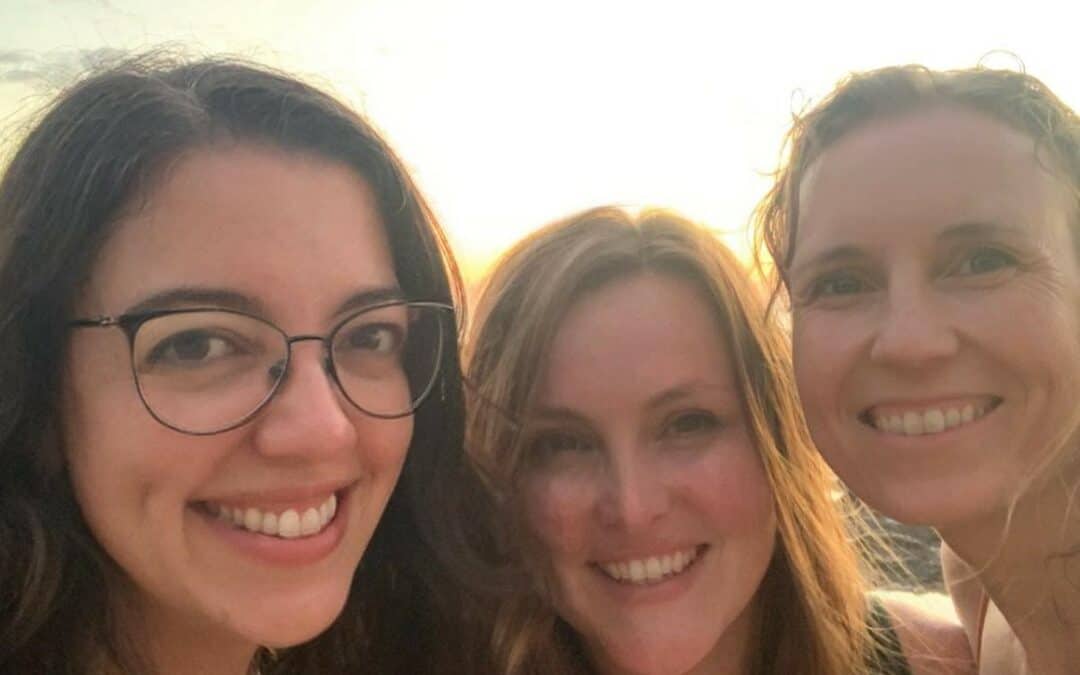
[145,331,239,368]
[664,411,720,438]
[530,431,594,456]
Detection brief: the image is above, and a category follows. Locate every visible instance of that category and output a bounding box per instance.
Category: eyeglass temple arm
[69,316,120,328]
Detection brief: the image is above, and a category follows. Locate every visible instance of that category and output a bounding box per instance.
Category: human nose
[250,342,358,460]
[869,277,959,368]
[596,445,670,531]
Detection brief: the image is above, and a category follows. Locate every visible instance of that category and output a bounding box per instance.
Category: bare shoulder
[876,590,976,675]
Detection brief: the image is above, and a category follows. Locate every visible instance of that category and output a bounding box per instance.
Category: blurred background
[1,0,1077,284]
[2,0,1075,595]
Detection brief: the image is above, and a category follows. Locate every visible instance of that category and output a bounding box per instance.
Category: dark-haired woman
[0,56,495,674]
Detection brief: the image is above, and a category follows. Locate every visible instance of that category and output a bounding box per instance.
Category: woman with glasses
[0,55,496,674]
[753,64,1080,674]
[464,206,971,675]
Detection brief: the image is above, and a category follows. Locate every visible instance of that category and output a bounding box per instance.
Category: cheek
[791,318,836,400]
[681,444,774,537]
[522,472,596,556]
[361,415,413,475]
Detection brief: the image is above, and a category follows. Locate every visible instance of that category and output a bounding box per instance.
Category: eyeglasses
[69,300,454,435]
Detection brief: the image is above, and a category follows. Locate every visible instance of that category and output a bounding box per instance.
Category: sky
[1,0,1077,282]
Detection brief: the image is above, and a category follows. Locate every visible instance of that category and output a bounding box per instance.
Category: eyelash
[662,410,722,439]
[798,270,873,305]
[528,430,595,457]
[800,245,1022,304]
[949,246,1019,277]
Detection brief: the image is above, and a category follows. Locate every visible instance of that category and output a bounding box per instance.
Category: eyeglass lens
[129,304,446,433]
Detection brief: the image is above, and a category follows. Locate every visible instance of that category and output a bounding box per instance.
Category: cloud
[0,48,127,86]
[0,50,34,66]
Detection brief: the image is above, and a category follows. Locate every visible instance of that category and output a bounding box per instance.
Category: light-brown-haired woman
[465,207,968,674]
[755,64,1080,674]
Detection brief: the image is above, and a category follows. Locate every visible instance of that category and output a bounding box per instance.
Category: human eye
[528,429,596,457]
[813,272,867,297]
[339,321,405,356]
[795,269,872,307]
[144,329,243,369]
[661,410,722,440]
[950,246,1018,277]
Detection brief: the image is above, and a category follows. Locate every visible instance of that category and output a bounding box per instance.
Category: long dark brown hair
[0,54,497,674]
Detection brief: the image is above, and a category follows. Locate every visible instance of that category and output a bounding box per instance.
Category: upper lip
[861,393,1000,411]
[591,543,704,564]
[195,479,355,506]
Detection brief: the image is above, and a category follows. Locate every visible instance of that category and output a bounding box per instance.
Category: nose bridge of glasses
[278,334,333,375]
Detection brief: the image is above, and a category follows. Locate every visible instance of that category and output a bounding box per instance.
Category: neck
[110,583,259,675]
[939,468,1080,675]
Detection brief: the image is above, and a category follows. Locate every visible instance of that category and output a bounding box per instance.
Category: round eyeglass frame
[69,299,455,436]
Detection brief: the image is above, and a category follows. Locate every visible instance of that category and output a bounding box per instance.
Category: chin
[224,583,353,650]
[593,631,718,675]
[242,607,344,650]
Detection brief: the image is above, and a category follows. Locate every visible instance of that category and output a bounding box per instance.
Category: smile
[595,545,706,586]
[863,397,1002,436]
[201,493,338,539]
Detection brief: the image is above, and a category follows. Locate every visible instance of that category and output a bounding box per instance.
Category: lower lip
[593,546,709,605]
[193,489,350,567]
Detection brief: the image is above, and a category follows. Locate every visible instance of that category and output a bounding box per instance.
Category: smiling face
[521,273,776,675]
[61,144,413,659]
[789,105,1080,528]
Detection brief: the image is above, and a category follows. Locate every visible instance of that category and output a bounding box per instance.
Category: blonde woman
[465,207,969,674]
[755,64,1080,674]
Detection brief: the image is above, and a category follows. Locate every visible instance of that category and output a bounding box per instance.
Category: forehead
[83,144,397,319]
[794,105,1074,260]
[537,274,736,405]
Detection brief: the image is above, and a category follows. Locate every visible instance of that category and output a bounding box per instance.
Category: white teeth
[599,547,702,585]
[278,510,301,539]
[207,493,338,540]
[923,409,945,433]
[902,411,923,435]
[300,508,321,536]
[872,401,996,436]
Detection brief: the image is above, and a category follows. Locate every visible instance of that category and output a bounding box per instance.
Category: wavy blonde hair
[465,207,874,674]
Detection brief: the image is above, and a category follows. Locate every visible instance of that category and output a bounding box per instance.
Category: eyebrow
[789,244,867,279]
[122,284,405,319]
[529,381,733,423]
[123,287,266,316]
[333,286,407,316]
[790,221,1025,279]
[528,406,591,426]
[644,381,717,410]
[937,220,1023,241]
